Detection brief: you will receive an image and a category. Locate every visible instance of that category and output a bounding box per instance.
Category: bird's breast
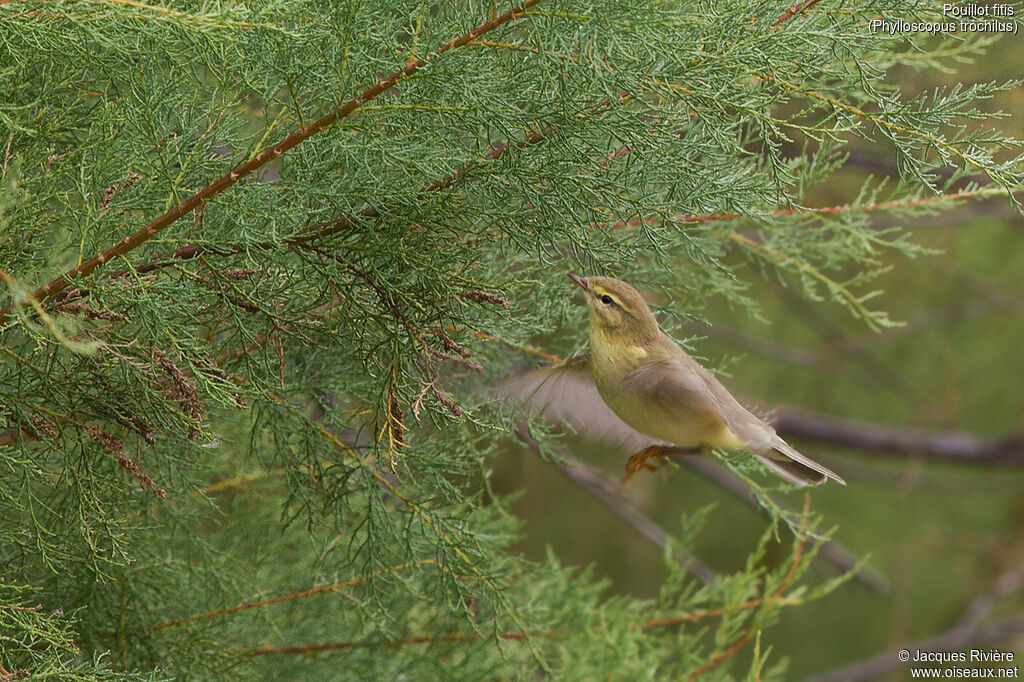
[592,367,737,450]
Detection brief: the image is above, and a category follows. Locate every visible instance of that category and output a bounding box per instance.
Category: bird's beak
[567,273,590,293]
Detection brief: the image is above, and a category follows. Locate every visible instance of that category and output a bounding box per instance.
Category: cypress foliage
[1,0,1020,678]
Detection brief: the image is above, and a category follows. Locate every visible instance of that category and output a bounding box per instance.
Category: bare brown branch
[771,0,824,28]
[515,423,717,586]
[153,559,437,631]
[774,409,1024,465]
[682,457,889,594]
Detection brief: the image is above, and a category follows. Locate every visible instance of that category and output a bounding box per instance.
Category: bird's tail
[755,437,846,486]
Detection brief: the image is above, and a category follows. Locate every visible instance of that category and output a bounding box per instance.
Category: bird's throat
[589,327,648,385]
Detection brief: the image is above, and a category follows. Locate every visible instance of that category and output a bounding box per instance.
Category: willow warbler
[511,274,845,486]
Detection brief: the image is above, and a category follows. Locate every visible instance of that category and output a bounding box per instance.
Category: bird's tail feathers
[754,454,826,486]
[757,437,846,486]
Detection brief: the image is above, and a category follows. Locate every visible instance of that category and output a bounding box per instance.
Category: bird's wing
[624,340,845,486]
[504,352,657,451]
[684,361,847,485]
[619,357,734,437]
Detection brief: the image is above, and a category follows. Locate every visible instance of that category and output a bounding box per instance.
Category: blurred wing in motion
[504,352,657,452]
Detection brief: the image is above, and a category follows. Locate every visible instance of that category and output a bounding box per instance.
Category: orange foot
[622,445,703,484]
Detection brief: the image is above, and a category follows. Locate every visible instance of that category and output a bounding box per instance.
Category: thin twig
[244,566,809,657]
[152,559,437,630]
[472,331,566,363]
[593,187,1016,231]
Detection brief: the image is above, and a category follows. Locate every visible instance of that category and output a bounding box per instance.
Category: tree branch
[771,0,824,28]
[515,423,717,586]
[681,457,889,594]
[773,409,1024,465]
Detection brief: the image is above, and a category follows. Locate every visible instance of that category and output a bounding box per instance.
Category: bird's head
[568,274,658,345]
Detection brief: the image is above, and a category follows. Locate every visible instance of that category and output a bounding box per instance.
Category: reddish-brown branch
[0,0,544,326]
[771,0,824,28]
[592,188,1010,231]
[43,123,554,309]
[246,628,551,656]
[640,601,762,631]
[689,631,755,679]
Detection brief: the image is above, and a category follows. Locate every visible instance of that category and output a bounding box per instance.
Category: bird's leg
[622,445,703,484]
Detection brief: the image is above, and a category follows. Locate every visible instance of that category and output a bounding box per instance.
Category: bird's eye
[600,294,614,305]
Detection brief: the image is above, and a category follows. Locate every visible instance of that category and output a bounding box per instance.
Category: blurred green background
[490,31,1024,679]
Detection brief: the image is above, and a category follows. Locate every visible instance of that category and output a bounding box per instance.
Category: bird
[508,273,845,486]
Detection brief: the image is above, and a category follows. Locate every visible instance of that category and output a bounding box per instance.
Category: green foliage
[1,0,1021,678]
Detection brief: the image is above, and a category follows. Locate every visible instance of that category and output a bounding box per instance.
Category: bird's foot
[622,445,704,484]
[622,446,671,484]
